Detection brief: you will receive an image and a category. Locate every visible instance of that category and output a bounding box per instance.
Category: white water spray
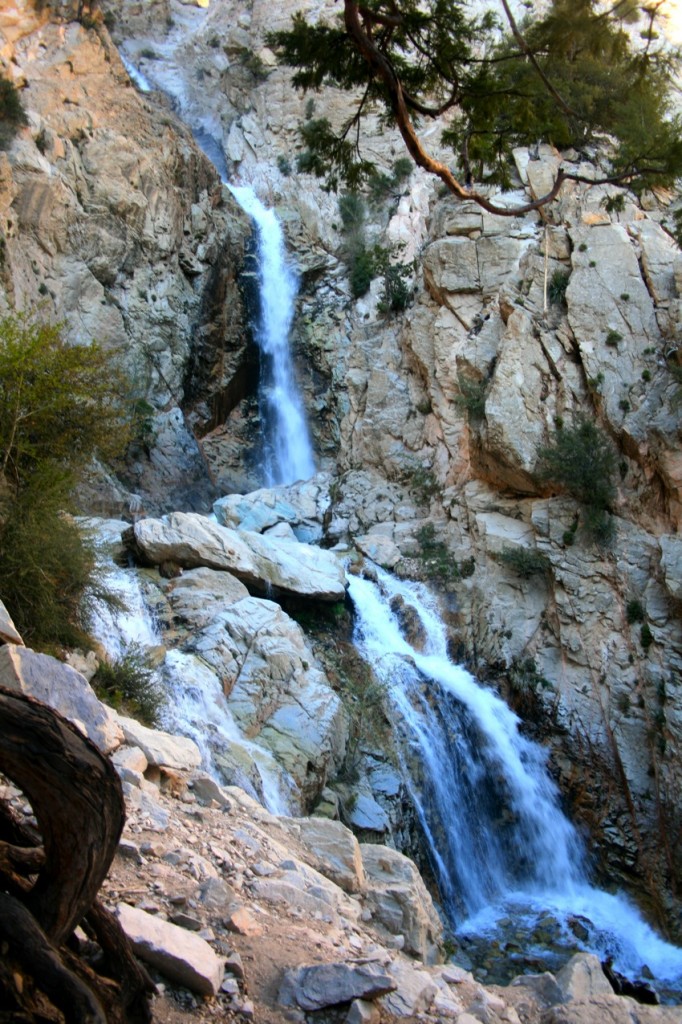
[228,185,316,486]
[121,53,315,487]
[348,566,682,990]
[87,526,292,815]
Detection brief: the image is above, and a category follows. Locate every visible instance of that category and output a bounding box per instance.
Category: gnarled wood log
[0,686,153,1022]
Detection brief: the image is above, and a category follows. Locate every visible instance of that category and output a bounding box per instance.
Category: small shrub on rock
[536,416,617,545]
[0,75,27,151]
[498,546,551,579]
[92,644,164,726]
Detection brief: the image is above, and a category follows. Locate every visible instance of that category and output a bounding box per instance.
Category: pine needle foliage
[269,1,682,211]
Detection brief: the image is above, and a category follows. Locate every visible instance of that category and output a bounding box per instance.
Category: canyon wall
[2,0,682,932]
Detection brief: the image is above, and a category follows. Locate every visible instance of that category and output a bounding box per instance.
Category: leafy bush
[605,330,623,347]
[641,622,654,651]
[415,523,453,583]
[536,416,617,545]
[0,75,27,151]
[348,245,375,298]
[92,644,164,726]
[0,468,103,647]
[498,546,551,579]
[0,312,131,647]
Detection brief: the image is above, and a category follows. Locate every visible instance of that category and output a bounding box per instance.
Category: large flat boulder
[116,714,202,771]
[278,962,396,1011]
[0,645,123,753]
[131,512,346,601]
[115,903,224,995]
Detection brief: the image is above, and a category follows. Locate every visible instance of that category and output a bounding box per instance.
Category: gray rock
[0,645,123,753]
[116,715,201,771]
[278,962,397,1011]
[346,999,380,1024]
[510,971,564,1007]
[660,535,682,601]
[380,961,438,1017]
[360,844,443,964]
[285,817,365,893]
[555,953,613,1002]
[132,512,346,602]
[115,903,224,996]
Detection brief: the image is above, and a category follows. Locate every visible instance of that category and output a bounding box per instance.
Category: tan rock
[225,906,263,936]
[116,714,202,771]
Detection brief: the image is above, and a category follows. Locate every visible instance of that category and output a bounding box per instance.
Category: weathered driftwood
[0,686,154,1022]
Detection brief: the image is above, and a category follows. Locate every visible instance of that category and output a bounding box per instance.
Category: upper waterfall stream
[121,55,315,488]
[348,566,682,995]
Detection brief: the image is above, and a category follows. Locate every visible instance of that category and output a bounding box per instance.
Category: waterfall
[348,566,682,991]
[121,55,315,487]
[228,184,316,487]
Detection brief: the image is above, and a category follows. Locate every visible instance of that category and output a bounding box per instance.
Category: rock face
[0,1,251,516]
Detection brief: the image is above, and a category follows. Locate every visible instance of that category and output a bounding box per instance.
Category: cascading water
[348,566,682,995]
[87,524,292,815]
[227,184,316,486]
[119,53,315,487]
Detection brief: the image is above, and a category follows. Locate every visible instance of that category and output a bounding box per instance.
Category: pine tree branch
[498,0,581,119]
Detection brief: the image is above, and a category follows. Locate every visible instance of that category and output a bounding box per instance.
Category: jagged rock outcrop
[0,0,252,515]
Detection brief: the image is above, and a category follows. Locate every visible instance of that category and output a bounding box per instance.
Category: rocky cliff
[2,0,682,976]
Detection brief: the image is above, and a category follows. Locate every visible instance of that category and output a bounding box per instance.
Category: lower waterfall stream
[347,566,682,996]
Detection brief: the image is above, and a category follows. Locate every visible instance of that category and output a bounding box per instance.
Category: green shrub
[338,191,367,233]
[605,330,623,347]
[602,193,626,213]
[498,546,551,578]
[348,244,374,298]
[455,376,487,418]
[642,368,651,382]
[548,269,570,307]
[0,468,103,648]
[277,154,292,176]
[0,312,131,646]
[415,523,453,583]
[536,416,617,545]
[0,75,27,151]
[92,644,164,726]
[641,622,654,651]
[626,598,645,624]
